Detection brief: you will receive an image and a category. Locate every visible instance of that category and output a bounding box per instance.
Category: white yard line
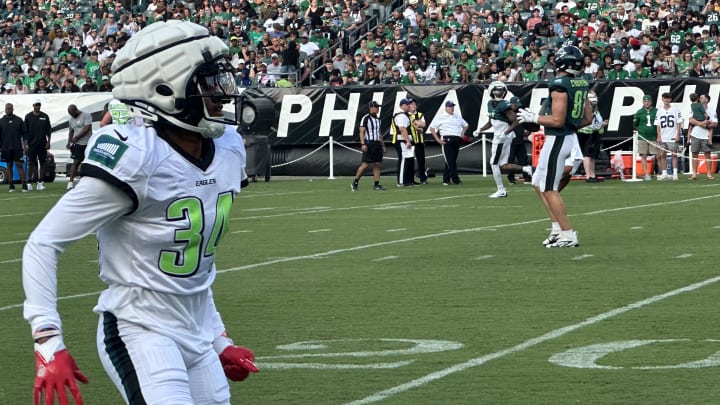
[0,212,43,218]
[231,194,487,221]
[372,256,399,262]
[344,274,720,405]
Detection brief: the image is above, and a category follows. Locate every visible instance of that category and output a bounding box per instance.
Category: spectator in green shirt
[605,59,629,79]
[519,62,539,81]
[633,94,659,180]
[630,59,652,78]
[456,51,476,72]
[84,51,101,81]
[23,67,41,91]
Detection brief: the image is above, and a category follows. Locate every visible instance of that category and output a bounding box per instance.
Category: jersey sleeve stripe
[79,164,139,215]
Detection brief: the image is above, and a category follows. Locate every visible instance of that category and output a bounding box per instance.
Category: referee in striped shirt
[352,101,387,191]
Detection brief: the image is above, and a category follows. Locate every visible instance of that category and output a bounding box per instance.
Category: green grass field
[2,175,720,404]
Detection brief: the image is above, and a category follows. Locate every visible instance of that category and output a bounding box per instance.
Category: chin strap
[160,114,226,138]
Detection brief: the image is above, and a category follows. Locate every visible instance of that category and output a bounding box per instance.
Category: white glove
[518,108,539,124]
[472,130,480,137]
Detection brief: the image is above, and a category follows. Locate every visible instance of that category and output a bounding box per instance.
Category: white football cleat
[488,190,507,198]
[36,182,45,190]
[546,231,579,248]
[66,181,74,190]
[542,232,560,246]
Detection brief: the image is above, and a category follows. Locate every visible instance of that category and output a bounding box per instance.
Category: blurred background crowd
[1,0,718,92]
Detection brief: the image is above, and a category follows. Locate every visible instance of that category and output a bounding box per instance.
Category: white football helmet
[108,99,130,125]
[111,20,239,138]
[489,81,507,100]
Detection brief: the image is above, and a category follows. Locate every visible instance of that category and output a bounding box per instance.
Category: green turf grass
[2,175,720,404]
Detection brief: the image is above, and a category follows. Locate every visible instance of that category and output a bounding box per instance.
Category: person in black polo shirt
[0,102,29,192]
[24,99,52,190]
[352,101,387,191]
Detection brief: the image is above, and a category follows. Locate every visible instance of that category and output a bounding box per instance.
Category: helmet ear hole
[156,84,173,96]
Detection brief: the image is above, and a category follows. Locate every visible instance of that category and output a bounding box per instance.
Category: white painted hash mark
[308,228,331,233]
[471,255,494,260]
[344,274,720,405]
[372,256,398,262]
[675,254,694,259]
[572,254,594,260]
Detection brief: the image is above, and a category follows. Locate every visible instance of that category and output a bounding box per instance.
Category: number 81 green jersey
[541,76,589,137]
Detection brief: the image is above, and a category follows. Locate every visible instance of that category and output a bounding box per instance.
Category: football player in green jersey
[518,45,593,248]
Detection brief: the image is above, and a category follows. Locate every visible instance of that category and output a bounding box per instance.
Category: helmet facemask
[489,81,507,100]
[166,52,239,139]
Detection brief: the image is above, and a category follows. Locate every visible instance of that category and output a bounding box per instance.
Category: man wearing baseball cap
[391,98,415,187]
[352,101,387,191]
[430,100,469,185]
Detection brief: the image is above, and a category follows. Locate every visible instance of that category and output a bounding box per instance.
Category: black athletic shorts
[578,131,600,159]
[361,141,384,163]
[70,144,87,161]
[0,149,23,163]
[27,144,48,163]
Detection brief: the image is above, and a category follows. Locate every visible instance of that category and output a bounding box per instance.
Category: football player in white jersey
[23,21,257,405]
[654,92,682,180]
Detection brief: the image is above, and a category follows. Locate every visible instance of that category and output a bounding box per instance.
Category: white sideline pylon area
[625,130,644,182]
[481,133,488,177]
[328,136,335,180]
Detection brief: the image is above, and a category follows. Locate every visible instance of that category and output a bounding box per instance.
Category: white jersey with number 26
[654,106,681,142]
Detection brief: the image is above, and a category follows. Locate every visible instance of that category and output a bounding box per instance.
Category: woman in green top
[675,52,694,77]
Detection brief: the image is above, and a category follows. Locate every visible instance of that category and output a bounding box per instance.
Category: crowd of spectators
[1,0,719,93]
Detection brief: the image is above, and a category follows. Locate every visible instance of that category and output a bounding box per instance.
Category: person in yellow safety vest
[577,91,607,183]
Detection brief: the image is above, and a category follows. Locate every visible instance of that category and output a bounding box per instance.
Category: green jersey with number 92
[541,75,589,136]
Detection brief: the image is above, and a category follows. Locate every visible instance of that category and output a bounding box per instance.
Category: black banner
[242,78,720,147]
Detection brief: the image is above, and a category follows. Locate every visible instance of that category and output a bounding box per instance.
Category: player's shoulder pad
[216,125,247,153]
[549,76,570,92]
[85,125,151,172]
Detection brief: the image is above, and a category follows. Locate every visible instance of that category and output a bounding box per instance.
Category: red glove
[461,135,471,144]
[33,336,88,405]
[219,345,259,381]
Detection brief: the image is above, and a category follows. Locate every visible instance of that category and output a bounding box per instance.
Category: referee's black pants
[394,142,415,186]
[442,136,461,184]
[414,143,427,182]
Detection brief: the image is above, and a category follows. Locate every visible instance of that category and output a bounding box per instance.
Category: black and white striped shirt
[360,113,382,142]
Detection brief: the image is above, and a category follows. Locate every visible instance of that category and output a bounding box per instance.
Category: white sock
[673,168,678,175]
[662,170,668,176]
[551,222,561,233]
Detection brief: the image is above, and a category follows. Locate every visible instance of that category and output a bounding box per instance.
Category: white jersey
[23,124,247,344]
[491,119,512,144]
[83,124,246,294]
[654,105,681,142]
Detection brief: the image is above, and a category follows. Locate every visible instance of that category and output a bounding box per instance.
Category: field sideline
[2,175,720,404]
